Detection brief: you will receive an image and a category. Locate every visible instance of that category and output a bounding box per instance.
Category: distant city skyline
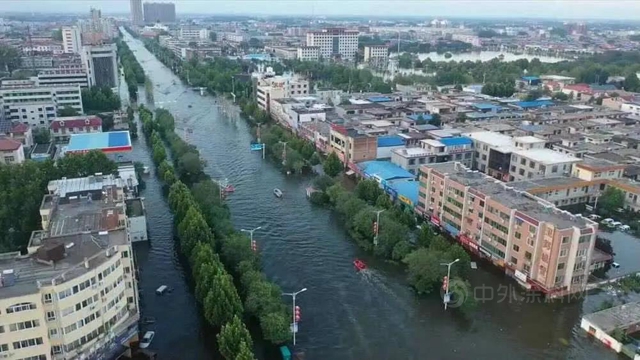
[2,0,640,20]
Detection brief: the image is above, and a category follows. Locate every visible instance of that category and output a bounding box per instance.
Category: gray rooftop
[48,174,126,198]
[583,301,640,334]
[426,162,593,230]
[0,229,128,298]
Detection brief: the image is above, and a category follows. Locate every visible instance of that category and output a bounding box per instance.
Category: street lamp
[440,258,460,310]
[279,141,288,166]
[240,226,262,251]
[282,288,307,346]
[373,209,386,246]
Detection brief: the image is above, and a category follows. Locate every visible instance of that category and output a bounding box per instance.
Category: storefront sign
[514,269,528,283]
[398,195,412,206]
[430,215,441,226]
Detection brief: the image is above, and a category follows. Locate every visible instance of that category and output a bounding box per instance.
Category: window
[578,235,590,244]
[512,244,520,252]
[514,232,521,239]
[524,251,532,261]
[49,328,58,337]
[577,248,587,257]
[0,344,8,353]
[557,263,565,270]
[46,311,56,321]
[555,276,564,284]
[53,345,63,354]
[43,293,52,304]
[510,257,518,265]
[561,236,569,244]
[9,320,40,332]
[12,337,43,350]
[560,248,568,257]
[6,302,36,314]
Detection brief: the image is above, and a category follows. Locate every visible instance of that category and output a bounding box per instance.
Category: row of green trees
[116,39,145,102]
[81,87,121,114]
[0,151,118,252]
[311,177,477,315]
[138,106,291,358]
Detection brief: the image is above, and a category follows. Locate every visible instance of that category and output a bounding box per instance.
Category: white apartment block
[62,26,82,54]
[256,76,309,112]
[363,45,388,62]
[81,44,119,89]
[296,46,320,61]
[306,28,359,61]
[621,102,640,117]
[178,26,209,40]
[36,67,89,88]
[510,149,582,181]
[0,81,83,128]
[23,43,64,55]
[0,174,141,360]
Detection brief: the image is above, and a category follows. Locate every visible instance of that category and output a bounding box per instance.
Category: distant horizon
[2,0,640,21]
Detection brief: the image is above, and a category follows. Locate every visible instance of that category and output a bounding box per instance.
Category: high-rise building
[306,28,359,61]
[81,44,119,88]
[417,162,598,297]
[143,2,176,23]
[62,26,82,54]
[89,7,102,32]
[130,0,143,25]
[0,174,141,359]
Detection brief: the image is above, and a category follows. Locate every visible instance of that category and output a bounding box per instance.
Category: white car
[140,331,155,349]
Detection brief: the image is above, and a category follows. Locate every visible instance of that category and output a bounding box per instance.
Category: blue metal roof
[440,137,472,146]
[358,161,415,182]
[66,131,132,152]
[377,135,405,147]
[387,179,419,206]
[519,124,544,132]
[472,103,502,111]
[367,96,393,103]
[515,100,554,108]
[521,76,540,81]
[407,114,433,121]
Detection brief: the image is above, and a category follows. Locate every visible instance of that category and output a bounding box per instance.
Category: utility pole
[282,288,307,346]
[441,259,460,310]
[373,209,385,246]
[279,141,288,166]
[240,226,262,252]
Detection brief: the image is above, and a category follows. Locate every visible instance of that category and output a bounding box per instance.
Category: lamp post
[282,288,307,346]
[440,258,459,310]
[240,226,262,252]
[373,209,386,246]
[279,141,288,166]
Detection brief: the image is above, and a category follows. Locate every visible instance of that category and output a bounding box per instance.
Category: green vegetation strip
[117,39,146,102]
[138,105,290,359]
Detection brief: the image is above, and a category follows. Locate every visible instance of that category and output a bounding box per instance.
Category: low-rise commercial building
[391,137,474,174]
[418,162,598,297]
[296,46,320,61]
[256,76,309,112]
[363,45,388,63]
[50,116,102,144]
[329,124,377,171]
[0,137,25,164]
[0,121,33,148]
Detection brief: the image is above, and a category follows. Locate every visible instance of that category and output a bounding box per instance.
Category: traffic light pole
[282,288,307,346]
[441,259,460,310]
[373,209,385,246]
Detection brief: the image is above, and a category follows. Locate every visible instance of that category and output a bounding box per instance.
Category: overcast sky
[1,0,640,20]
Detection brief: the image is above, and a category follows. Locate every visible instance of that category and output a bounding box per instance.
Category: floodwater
[121,28,620,360]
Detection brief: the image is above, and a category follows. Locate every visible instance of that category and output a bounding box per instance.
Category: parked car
[140,331,155,349]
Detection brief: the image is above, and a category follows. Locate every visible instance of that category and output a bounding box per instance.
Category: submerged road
[122,29,617,360]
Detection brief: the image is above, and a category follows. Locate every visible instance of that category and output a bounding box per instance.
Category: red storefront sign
[430,215,441,227]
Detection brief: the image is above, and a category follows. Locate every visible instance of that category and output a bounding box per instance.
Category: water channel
[121,30,619,360]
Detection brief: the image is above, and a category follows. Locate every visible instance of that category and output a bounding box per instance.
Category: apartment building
[256,76,309,112]
[0,174,141,360]
[36,66,89,88]
[50,116,102,144]
[510,148,582,182]
[143,2,176,23]
[0,137,25,164]
[130,0,143,25]
[0,81,83,128]
[178,26,209,40]
[329,124,378,171]
[81,44,118,88]
[296,46,320,61]
[62,26,82,54]
[306,28,359,61]
[621,102,640,117]
[418,162,598,297]
[363,45,389,63]
[391,137,474,174]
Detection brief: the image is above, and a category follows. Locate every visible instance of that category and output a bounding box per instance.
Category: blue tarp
[377,135,405,147]
[358,161,415,182]
[472,103,502,111]
[387,179,419,206]
[521,76,540,81]
[440,137,472,147]
[407,114,434,122]
[367,96,393,103]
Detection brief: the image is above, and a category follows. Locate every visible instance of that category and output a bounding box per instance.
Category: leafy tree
[57,106,80,117]
[429,113,442,127]
[552,92,569,101]
[81,87,121,113]
[220,233,258,272]
[417,225,436,248]
[404,248,445,294]
[0,44,21,74]
[33,128,50,144]
[398,53,413,69]
[313,175,335,192]
[375,194,393,209]
[624,72,640,92]
[355,179,384,205]
[456,112,467,123]
[177,206,215,258]
[235,342,255,360]
[51,28,63,41]
[209,32,217,42]
[217,316,254,360]
[259,312,291,344]
[374,218,410,259]
[204,273,243,327]
[598,187,624,215]
[57,150,118,177]
[323,152,342,177]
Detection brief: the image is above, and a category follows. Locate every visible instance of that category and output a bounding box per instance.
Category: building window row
[58,277,95,300]
[9,319,40,332]
[13,337,43,350]
[6,302,37,314]
[17,355,47,360]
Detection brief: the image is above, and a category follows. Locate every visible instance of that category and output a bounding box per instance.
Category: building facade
[0,175,142,359]
[130,0,143,25]
[37,67,89,88]
[306,28,359,61]
[0,82,83,128]
[178,26,209,40]
[61,26,82,54]
[418,162,598,297]
[296,46,320,61]
[50,116,102,144]
[363,45,388,63]
[0,137,25,164]
[81,44,118,88]
[256,76,309,112]
[143,2,176,23]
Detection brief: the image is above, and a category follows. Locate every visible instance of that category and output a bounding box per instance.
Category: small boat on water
[142,166,150,175]
[273,188,283,198]
[225,184,235,193]
[188,104,192,108]
[354,259,367,271]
